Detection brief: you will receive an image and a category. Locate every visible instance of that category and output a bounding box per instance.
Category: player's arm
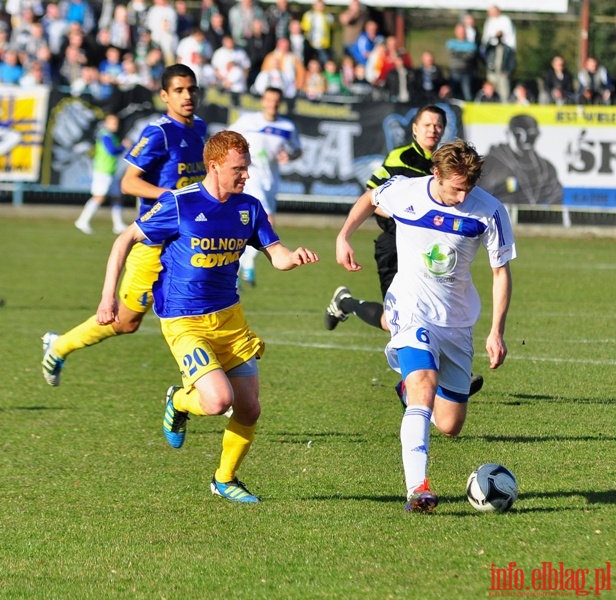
[121,163,170,199]
[336,189,377,272]
[96,224,147,325]
[261,241,319,271]
[486,262,512,370]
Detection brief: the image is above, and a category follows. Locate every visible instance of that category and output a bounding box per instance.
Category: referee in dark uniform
[325,104,447,331]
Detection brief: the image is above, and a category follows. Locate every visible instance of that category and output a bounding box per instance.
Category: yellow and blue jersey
[124,114,207,219]
[136,183,279,318]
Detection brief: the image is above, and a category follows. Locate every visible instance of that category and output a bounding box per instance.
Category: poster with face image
[463,103,616,209]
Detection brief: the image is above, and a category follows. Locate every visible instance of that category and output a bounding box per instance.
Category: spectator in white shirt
[481,5,516,52]
[211,35,250,80]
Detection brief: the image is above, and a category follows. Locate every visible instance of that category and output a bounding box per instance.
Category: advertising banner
[41,86,156,187]
[199,90,463,201]
[0,86,49,182]
[463,104,616,209]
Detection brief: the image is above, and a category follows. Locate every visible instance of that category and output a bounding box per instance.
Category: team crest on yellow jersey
[239,210,250,225]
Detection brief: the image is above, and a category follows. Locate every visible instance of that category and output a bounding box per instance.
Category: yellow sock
[53,316,117,358]
[215,417,256,483]
[172,386,208,416]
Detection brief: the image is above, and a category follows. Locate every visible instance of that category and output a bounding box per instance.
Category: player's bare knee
[437,420,464,437]
[199,392,233,416]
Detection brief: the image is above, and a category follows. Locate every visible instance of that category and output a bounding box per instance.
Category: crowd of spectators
[0,0,613,107]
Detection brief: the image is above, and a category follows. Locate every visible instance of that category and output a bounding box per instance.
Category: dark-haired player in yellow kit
[42,64,207,385]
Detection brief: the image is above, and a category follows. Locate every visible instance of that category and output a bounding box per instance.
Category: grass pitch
[0,215,614,599]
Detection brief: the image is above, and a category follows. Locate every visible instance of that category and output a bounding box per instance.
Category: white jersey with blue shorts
[372,175,516,391]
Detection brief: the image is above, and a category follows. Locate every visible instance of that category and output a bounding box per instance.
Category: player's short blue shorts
[159,303,265,389]
[118,243,162,313]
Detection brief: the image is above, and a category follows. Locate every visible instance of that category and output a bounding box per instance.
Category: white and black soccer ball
[467,463,518,512]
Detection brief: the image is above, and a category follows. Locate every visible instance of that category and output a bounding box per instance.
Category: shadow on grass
[9,406,69,411]
[461,434,616,443]
[307,489,616,507]
[267,431,369,444]
[482,393,616,405]
[522,489,616,504]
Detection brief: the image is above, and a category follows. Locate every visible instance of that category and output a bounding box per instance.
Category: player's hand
[291,247,319,266]
[277,149,290,165]
[336,236,362,272]
[486,332,507,369]
[96,297,119,325]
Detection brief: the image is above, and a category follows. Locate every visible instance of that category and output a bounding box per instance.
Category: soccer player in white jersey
[335,139,516,512]
[229,86,302,286]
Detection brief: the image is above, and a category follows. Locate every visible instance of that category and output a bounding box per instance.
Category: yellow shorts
[160,303,265,389]
[118,243,163,313]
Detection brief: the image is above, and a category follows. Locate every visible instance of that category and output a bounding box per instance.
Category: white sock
[400,405,432,496]
[111,203,125,228]
[240,245,259,271]
[76,198,100,225]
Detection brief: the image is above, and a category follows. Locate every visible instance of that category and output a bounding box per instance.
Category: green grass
[1,216,615,599]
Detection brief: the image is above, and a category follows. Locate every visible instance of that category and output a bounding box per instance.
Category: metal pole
[580,0,590,69]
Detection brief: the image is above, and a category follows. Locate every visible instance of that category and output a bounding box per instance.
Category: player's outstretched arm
[486,263,512,369]
[336,189,376,272]
[261,242,319,271]
[121,164,171,199]
[96,224,147,325]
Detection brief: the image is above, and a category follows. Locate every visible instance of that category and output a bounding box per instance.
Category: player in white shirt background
[229,86,302,286]
[334,139,516,513]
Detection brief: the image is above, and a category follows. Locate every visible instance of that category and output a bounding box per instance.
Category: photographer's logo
[489,561,612,597]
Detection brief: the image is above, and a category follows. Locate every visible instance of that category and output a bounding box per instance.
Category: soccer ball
[466,463,518,512]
